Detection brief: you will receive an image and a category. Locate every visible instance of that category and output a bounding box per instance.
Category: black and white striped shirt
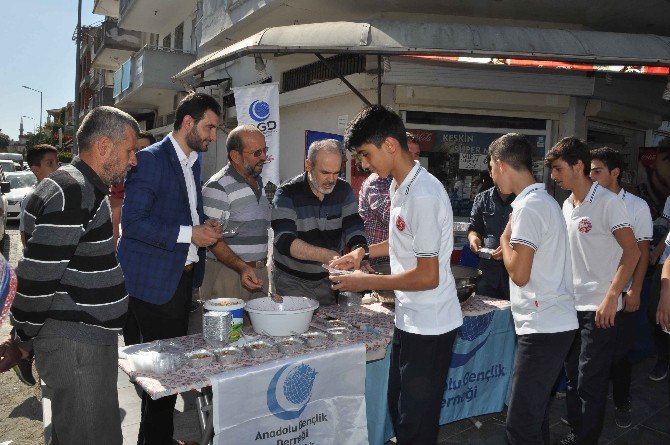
[11,157,127,350]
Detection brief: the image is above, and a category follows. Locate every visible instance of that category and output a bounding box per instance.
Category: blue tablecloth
[365,305,516,445]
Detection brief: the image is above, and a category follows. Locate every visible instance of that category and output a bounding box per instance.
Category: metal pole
[377,54,382,105]
[39,91,43,131]
[72,0,83,155]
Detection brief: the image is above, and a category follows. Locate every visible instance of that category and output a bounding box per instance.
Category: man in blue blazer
[118,92,222,445]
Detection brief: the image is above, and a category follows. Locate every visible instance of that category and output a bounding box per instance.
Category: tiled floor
[427,357,670,445]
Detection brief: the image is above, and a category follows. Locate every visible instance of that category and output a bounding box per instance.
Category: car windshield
[7,174,36,189]
[0,161,16,172]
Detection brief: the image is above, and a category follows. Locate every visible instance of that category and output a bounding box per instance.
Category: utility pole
[72,0,83,155]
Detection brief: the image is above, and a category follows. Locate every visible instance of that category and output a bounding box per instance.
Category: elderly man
[272,139,367,304]
[200,125,271,301]
[1,106,139,445]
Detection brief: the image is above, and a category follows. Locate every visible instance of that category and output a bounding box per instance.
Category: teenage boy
[486,133,578,444]
[546,137,640,445]
[590,147,653,428]
[20,144,59,248]
[330,105,462,444]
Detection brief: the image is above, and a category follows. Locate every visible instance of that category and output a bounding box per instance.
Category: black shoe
[558,432,576,445]
[13,357,36,386]
[649,358,668,381]
[614,402,632,428]
[189,301,199,313]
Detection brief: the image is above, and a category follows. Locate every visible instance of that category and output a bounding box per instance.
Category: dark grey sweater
[11,157,127,350]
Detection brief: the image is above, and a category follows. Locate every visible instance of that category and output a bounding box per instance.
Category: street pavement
[3,221,670,444]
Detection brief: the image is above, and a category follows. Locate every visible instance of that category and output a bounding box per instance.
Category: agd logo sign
[248,100,277,132]
[267,362,318,420]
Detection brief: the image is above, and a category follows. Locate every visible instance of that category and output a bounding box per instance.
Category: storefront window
[404,111,549,220]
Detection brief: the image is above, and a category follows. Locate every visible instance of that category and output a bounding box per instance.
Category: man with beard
[1,106,139,445]
[272,139,367,305]
[200,125,270,301]
[117,92,222,445]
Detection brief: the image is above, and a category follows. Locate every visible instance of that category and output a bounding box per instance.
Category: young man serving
[488,133,578,445]
[546,137,640,445]
[330,105,462,444]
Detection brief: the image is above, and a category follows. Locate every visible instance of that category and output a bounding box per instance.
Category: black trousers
[506,330,576,445]
[565,311,618,445]
[647,263,669,363]
[131,268,194,445]
[610,310,636,408]
[388,327,457,445]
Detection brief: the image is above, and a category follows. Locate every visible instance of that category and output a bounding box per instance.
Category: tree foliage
[0,132,9,149]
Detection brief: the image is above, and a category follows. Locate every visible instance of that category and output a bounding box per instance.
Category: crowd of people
[0,93,667,445]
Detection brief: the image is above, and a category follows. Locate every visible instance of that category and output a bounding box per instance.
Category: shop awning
[173,20,670,80]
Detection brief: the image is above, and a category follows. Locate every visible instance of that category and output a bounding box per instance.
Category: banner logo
[450,311,494,367]
[267,363,318,420]
[249,100,271,122]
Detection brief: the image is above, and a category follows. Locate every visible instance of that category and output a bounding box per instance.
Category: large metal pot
[451,265,481,302]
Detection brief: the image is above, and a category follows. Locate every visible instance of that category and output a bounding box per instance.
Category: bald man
[201,125,271,301]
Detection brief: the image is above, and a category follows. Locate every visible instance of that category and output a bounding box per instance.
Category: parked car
[0,153,25,171]
[0,180,9,243]
[4,171,37,221]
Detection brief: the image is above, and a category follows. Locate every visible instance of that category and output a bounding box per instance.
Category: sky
[0,1,101,140]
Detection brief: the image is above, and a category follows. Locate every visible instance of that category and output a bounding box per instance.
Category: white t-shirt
[619,189,653,292]
[389,162,463,335]
[562,182,632,311]
[660,196,670,264]
[509,184,578,335]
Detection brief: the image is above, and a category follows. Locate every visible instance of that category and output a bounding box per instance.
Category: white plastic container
[245,296,319,336]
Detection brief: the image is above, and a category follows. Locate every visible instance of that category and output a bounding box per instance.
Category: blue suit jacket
[118,136,206,304]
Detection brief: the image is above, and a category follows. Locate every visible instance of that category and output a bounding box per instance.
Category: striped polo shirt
[272,172,367,281]
[202,163,271,262]
[11,158,127,350]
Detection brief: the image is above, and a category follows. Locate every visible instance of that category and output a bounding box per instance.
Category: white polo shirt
[562,182,632,311]
[389,162,463,335]
[509,184,578,335]
[660,196,670,264]
[619,189,653,292]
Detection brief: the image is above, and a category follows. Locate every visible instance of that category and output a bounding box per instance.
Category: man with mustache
[2,106,139,445]
[200,125,271,301]
[117,92,222,445]
[271,139,367,305]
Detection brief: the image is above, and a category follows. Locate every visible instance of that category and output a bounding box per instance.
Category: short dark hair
[137,131,156,145]
[488,133,533,172]
[545,136,591,176]
[344,105,408,152]
[77,106,139,153]
[27,144,58,167]
[174,92,221,131]
[590,146,623,184]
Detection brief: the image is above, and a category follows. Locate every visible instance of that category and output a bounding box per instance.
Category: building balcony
[91,18,142,70]
[93,0,120,18]
[119,0,197,34]
[113,45,195,112]
[92,86,115,108]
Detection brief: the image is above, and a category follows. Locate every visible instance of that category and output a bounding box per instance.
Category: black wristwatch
[352,244,370,261]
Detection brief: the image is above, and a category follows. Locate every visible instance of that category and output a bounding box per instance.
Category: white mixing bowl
[245,296,319,337]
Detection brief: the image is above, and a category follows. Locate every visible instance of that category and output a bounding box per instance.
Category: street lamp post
[22,85,43,131]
